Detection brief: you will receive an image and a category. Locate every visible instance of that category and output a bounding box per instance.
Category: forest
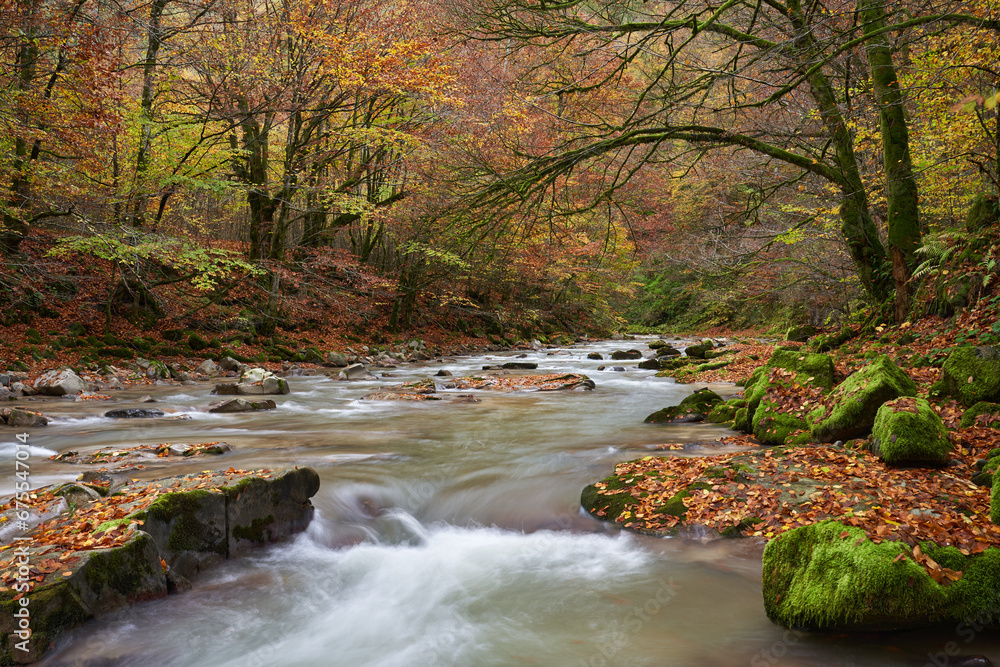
[1,0,999,351]
[6,2,1000,664]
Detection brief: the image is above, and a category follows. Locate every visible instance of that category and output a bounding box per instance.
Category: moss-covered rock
[992,472,1000,525]
[707,398,746,424]
[940,346,1000,407]
[764,521,1000,632]
[961,401,1000,428]
[763,521,948,631]
[753,406,809,447]
[810,326,857,353]
[0,530,166,664]
[785,325,817,343]
[809,355,917,443]
[732,349,833,443]
[188,333,210,351]
[683,340,714,359]
[870,397,952,466]
[644,388,723,424]
[610,349,642,360]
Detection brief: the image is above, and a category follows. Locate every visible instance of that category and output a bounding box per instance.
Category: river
[5,338,997,666]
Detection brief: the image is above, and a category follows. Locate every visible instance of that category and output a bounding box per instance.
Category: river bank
[2,329,1000,665]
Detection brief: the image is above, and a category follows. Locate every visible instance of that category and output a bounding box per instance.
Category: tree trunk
[131,0,169,229]
[787,0,892,302]
[861,0,921,321]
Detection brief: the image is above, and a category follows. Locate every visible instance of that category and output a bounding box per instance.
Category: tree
[0,0,124,252]
[451,0,1000,319]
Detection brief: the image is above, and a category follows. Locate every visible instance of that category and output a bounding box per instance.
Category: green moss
[940,346,1000,407]
[221,475,261,499]
[140,490,226,555]
[992,473,1000,525]
[95,517,134,533]
[644,387,723,423]
[960,401,1000,428]
[187,333,209,351]
[763,520,948,631]
[785,325,817,342]
[809,355,918,443]
[655,489,691,519]
[581,475,639,520]
[871,397,952,466]
[753,404,809,446]
[707,398,746,424]
[232,515,275,543]
[766,349,836,389]
[84,533,158,597]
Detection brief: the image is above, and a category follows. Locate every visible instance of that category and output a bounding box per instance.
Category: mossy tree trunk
[786,0,892,303]
[861,0,921,322]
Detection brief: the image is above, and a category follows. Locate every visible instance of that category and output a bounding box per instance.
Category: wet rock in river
[2,407,50,427]
[0,467,320,663]
[33,368,87,396]
[207,398,277,413]
[213,367,291,394]
[103,408,166,419]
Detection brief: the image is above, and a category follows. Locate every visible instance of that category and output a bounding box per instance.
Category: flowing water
[5,339,999,667]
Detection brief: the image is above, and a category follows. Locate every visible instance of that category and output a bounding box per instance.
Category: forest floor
[0,229,526,382]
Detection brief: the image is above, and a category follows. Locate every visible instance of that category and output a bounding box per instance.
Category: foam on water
[48,522,656,667]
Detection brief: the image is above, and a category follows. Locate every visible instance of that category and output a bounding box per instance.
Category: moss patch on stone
[871,397,952,466]
[809,355,917,443]
[707,398,745,424]
[763,521,948,631]
[232,515,275,543]
[644,388,723,423]
[940,346,1000,407]
[960,401,1000,428]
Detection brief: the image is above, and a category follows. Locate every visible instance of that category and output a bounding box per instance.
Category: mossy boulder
[580,476,639,523]
[940,346,1000,407]
[610,349,642,360]
[810,326,857,353]
[135,467,319,580]
[870,397,952,466]
[785,325,817,343]
[644,388,723,424]
[764,521,1000,632]
[654,345,681,358]
[753,406,809,446]
[707,398,746,424]
[993,473,1000,524]
[733,349,834,440]
[187,333,210,351]
[683,340,714,359]
[961,402,1000,428]
[809,355,917,443]
[763,521,944,631]
[0,530,166,663]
